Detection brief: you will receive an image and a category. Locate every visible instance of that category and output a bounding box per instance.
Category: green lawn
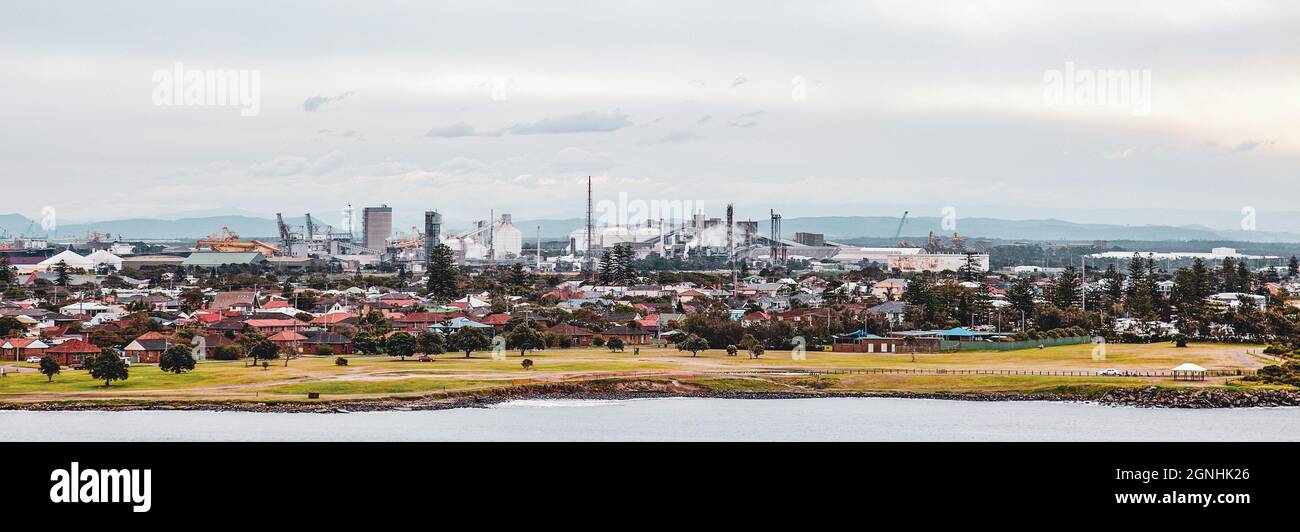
[0,342,1274,400]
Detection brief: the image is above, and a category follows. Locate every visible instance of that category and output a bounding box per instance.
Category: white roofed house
[58,301,116,317]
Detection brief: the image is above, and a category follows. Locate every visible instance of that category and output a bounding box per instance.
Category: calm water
[3,398,1299,441]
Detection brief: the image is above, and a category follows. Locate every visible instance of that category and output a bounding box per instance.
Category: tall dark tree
[1220,257,1238,293]
[1288,256,1298,279]
[507,326,544,356]
[416,331,444,355]
[0,255,15,285]
[53,261,71,287]
[385,332,417,360]
[425,243,460,302]
[597,250,614,285]
[1050,266,1081,310]
[448,327,491,358]
[159,345,197,374]
[89,348,129,387]
[1005,276,1036,329]
[1102,264,1125,308]
[39,356,60,382]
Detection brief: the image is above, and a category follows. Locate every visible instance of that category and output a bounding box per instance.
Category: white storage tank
[493,214,524,259]
[600,226,636,247]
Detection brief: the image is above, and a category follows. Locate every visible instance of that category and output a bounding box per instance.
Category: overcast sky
[2,0,1298,230]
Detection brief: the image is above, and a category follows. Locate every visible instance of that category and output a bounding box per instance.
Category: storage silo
[493,214,524,258]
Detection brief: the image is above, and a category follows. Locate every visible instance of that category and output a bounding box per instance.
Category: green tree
[597,250,614,285]
[425,243,460,302]
[351,331,380,354]
[0,255,15,285]
[507,326,544,356]
[1005,277,1036,330]
[88,348,128,387]
[448,327,491,358]
[159,345,196,374]
[1288,256,1298,279]
[0,316,26,338]
[1102,264,1125,307]
[606,337,625,352]
[385,332,417,360]
[416,331,444,355]
[677,334,709,357]
[246,337,279,365]
[39,356,60,382]
[1050,266,1081,310]
[53,261,71,287]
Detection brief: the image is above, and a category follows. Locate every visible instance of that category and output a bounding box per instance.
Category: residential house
[267,331,308,353]
[302,332,353,355]
[1,338,49,361]
[544,323,595,346]
[44,338,102,367]
[123,332,174,363]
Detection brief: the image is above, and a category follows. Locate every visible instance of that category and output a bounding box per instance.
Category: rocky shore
[4,379,1299,413]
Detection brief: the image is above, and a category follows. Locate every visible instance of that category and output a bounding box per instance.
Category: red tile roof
[46,339,101,354]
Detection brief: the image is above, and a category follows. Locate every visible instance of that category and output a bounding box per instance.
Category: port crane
[197,226,281,255]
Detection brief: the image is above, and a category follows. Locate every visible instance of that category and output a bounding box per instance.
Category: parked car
[417,356,433,362]
[1098,368,1120,376]
[25,356,43,363]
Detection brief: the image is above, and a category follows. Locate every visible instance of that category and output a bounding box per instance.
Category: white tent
[36,250,93,270]
[86,250,124,270]
[1171,363,1207,381]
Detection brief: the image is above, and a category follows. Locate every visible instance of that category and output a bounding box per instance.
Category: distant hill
[4,212,1300,244]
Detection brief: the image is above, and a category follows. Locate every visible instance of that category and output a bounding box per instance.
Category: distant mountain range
[4,212,1300,244]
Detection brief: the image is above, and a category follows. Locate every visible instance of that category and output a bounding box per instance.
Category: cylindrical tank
[569,228,590,253]
[601,226,636,247]
[492,214,523,258]
[443,237,487,260]
[634,225,661,242]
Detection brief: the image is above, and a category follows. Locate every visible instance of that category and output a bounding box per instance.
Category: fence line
[938,336,1092,352]
[792,368,1255,378]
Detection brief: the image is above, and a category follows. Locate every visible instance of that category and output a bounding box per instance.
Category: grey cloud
[728,111,764,128]
[426,111,632,139]
[302,91,356,112]
[501,111,632,135]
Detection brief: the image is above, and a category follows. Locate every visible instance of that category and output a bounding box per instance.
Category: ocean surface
[4,397,1299,441]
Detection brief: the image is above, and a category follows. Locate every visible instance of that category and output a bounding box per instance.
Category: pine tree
[1102,264,1125,307]
[54,260,71,287]
[1220,257,1238,293]
[1050,266,1081,310]
[597,250,614,285]
[1288,256,1298,279]
[425,243,459,302]
[0,255,14,285]
[1005,276,1036,327]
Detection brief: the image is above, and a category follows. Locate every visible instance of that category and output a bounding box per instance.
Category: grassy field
[0,341,1278,403]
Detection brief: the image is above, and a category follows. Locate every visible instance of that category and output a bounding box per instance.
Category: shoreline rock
[3,380,1298,413]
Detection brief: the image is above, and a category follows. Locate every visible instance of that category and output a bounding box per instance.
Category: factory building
[361,205,392,251]
[888,253,989,273]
